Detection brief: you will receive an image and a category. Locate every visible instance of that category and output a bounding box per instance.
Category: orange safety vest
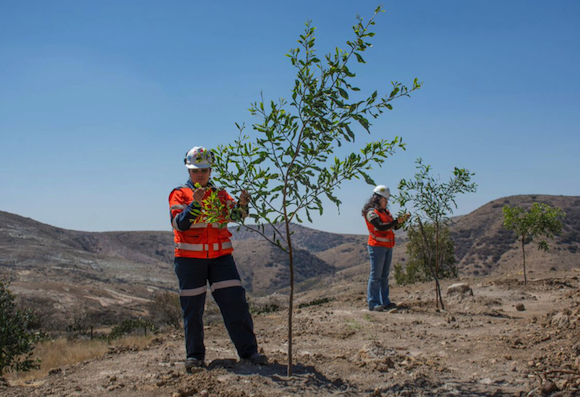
[169,186,236,259]
[364,208,396,248]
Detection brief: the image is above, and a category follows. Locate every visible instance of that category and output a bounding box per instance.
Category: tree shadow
[206,359,353,393]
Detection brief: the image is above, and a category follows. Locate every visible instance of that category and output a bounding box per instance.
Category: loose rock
[447,283,473,296]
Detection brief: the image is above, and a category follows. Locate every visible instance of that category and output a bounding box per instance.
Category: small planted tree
[0,279,41,376]
[211,7,420,375]
[503,202,565,284]
[394,223,456,285]
[395,158,476,309]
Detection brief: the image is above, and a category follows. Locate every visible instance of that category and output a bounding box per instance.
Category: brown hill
[0,212,353,329]
[1,194,578,330]
[232,238,335,294]
[230,223,370,293]
[449,194,580,278]
[0,211,177,330]
[231,223,369,253]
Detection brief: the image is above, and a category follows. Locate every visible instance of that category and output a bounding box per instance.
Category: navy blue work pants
[174,254,258,361]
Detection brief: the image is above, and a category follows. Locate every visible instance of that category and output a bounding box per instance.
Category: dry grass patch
[6,334,156,384]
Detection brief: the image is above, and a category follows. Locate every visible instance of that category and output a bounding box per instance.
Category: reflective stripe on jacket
[364,208,396,248]
[169,184,236,259]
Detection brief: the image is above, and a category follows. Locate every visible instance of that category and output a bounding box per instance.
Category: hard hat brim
[186,163,212,169]
[374,192,390,199]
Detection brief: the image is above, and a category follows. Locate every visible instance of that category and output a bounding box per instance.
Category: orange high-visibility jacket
[364,208,396,248]
[169,185,236,259]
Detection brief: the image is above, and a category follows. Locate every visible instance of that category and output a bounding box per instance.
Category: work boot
[370,305,384,312]
[185,357,204,373]
[384,302,398,311]
[244,352,267,365]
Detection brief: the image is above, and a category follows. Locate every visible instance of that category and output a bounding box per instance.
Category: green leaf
[354,52,365,63]
[344,124,355,140]
[338,87,349,99]
[357,117,370,132]
[359,171,375,185]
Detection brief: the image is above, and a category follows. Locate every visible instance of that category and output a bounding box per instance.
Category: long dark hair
[361,194,383,217]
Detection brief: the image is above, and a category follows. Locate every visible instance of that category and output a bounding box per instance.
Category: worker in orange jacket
[169,146,266,372]
[362,185,409,312]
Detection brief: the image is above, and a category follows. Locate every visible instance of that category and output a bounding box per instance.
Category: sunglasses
[190,168,210,174]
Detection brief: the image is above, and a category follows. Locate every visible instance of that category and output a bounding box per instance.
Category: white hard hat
[373,185,390,199]
[184,146,215,169]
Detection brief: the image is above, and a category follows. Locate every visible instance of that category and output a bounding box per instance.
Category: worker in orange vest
[169,146,266,372]
[362,185,409,312]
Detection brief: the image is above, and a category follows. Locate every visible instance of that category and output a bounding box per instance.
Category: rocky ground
[2,269,580,397]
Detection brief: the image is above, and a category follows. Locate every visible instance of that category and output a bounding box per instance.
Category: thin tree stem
[285,217,294,377]
[522,235,527,285]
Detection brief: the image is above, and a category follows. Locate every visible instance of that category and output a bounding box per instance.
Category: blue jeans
[367,245,393,309]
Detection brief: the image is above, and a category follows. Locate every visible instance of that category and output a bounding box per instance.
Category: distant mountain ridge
[0,210,366,329]
[1,194,578,329]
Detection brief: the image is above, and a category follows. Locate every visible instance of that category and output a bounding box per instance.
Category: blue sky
[1,0,579,235]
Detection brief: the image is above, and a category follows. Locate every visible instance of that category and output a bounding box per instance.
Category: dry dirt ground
[2,270,580,397]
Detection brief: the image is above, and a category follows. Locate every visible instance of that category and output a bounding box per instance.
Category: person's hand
[192,188,206,205]
[397,213,411,224]
[239,190,251,206]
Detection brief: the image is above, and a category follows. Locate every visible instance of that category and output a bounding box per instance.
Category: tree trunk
[435,223,445,310]
[435,275,444,309]
[417,219,443,309]
[285,221,294,376]
[521,235,527,285]
[435,222,440,278]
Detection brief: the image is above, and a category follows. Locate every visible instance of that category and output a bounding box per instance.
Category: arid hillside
[450,195,580,277]
[0,194,578,330]
[0,211,365,329]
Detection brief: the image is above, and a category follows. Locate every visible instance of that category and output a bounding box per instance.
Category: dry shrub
[112,334,156,350]
[6,334,155,383]
[150,290,182,330]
